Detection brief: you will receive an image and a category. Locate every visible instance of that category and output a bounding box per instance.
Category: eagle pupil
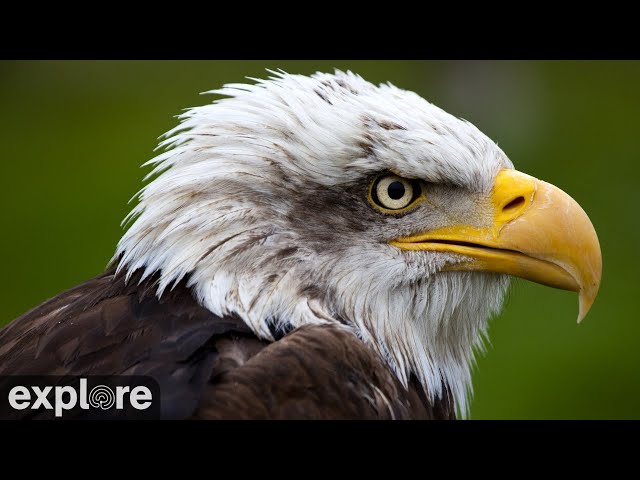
[388,181,405,200]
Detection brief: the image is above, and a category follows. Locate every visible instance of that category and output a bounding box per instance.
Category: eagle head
[115,70,601,417]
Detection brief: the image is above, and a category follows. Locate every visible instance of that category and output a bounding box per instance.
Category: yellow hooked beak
[390,169,602,323]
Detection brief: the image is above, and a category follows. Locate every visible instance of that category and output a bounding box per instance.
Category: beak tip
[577,286,598,324]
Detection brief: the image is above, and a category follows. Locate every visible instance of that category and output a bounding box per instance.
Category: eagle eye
[370,174,423,212]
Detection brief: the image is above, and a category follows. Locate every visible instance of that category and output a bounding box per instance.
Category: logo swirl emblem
[88,385,115,409]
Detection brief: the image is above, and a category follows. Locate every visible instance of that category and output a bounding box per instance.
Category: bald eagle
[0,71,601,419]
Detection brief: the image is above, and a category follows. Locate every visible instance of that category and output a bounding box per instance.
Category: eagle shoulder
[194,324,454,420]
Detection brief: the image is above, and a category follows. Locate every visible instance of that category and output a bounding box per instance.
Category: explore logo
[0,376,160,419]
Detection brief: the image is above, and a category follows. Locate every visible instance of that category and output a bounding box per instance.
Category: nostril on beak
[503,196,525,213]
[493,169,538,224]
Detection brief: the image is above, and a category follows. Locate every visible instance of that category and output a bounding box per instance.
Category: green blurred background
[0,60,638,419]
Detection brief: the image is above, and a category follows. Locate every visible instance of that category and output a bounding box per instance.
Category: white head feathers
[115,70,513,417]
